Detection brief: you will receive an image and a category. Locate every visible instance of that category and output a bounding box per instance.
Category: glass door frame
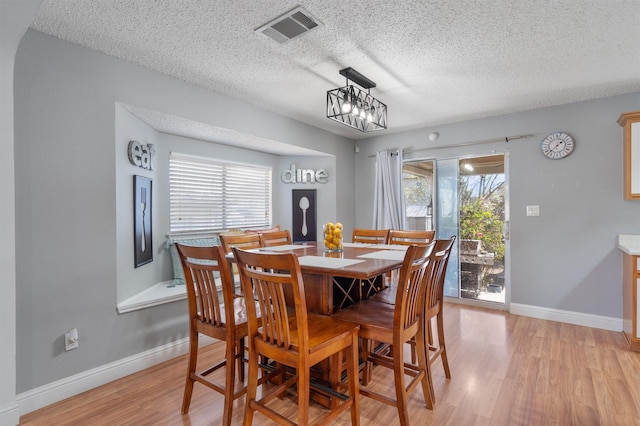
[403,151,510,311]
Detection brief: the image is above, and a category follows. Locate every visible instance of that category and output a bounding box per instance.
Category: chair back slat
[176,244,234,327]
[233,248,308,352]
[389,229,435,246]
[394,243,435,330]
[352,228,390,244]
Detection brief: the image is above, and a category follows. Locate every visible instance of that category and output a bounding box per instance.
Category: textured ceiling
[30,0,640,142]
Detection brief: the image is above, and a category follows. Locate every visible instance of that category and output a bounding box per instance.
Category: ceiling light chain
[327,67,387,132]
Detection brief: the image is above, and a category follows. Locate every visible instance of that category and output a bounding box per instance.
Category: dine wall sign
[281,164,329,184]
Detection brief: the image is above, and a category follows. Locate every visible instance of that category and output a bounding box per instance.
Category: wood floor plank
[19,303,640,425]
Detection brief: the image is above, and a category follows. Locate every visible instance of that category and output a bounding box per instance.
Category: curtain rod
[367,134,534,157]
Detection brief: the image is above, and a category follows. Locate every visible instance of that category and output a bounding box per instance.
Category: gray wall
[355,92,640,318]
[14,29,355,393]
[1,1,44,421]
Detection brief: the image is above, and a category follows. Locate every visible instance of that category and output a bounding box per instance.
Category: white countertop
[618,234,640,255]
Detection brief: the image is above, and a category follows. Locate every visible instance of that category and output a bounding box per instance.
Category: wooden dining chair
[388,229,435,246]
[370,237,456,373]
[350,228,391,295]
[233,248,361,425]
[351,228,390,244]
[258,229,292,247]
[175,244,249,426]
[386,230,435,287]
[333,243,436,425]
[219,232,261,253]
[220,233,262,283]
[421,236,456,406]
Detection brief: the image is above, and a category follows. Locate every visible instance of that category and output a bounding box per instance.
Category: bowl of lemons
[323,222,343,252]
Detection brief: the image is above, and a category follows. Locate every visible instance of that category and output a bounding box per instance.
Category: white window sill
[116,277,242,314]
[117,281,186,314]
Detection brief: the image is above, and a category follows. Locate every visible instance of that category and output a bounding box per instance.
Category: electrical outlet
[65,328,79,351]
[526,205,540,217]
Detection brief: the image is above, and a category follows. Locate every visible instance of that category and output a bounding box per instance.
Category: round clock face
[541,132,575,160]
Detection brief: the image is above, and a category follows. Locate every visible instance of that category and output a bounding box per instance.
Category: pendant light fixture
[326,67,387,132]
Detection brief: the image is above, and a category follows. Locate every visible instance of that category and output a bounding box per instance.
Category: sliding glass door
[403,154,507,305]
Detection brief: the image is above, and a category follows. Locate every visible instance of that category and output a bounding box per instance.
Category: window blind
[169,152,272,233]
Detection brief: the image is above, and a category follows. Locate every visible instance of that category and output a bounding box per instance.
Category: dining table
[227,241,409,408]
[252,241,408,316]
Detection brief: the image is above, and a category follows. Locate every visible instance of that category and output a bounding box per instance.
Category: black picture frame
[134,175,153,267]
[292,189,317,242]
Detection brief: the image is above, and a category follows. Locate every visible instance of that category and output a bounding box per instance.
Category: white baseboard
[510,303,622,332]
[16,335,216,417]
[0,401,20,426]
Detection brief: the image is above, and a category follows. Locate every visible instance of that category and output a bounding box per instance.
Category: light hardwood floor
[20,303,640,425]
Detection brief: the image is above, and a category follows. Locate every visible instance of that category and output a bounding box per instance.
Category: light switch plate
[526,205,540,216]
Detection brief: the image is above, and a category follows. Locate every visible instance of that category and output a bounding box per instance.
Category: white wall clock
[541,132,575,160]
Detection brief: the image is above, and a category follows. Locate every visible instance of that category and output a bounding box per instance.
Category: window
[169,152,272,233]
[402,160,435,231]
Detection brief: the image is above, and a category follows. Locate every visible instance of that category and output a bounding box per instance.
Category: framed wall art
[134,175,153,267]
[292,189,317,242]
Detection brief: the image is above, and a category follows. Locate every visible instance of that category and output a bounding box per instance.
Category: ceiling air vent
[255,6,322,43]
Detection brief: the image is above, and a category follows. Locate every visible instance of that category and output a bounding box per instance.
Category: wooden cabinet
[621,248,640,352]
[618,111,640,200]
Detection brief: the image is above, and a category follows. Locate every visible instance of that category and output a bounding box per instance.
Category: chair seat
[220,296,263,326]
[333,300,397,339]
[369,285,397,305]
[220,296,250,325]
[281,313,361,355]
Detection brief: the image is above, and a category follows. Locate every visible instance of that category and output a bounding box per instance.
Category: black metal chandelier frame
[326,67,387,132]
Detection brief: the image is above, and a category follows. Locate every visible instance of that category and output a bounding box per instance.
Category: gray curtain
[373,149,406,229]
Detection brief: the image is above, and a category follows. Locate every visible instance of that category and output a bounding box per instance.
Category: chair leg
[181,330,198,414]
[410,337,417,365]
[361,339,373,386]
[416,322,435,410]
[243,344,259,426]
[222,337,236,426]
[427,317,434,346]
[237,337,245,381]
[329,352,341,410]
[297,364,310,426]
[437,311,451,379]
[346,334,361,426]
[391,341,410,426]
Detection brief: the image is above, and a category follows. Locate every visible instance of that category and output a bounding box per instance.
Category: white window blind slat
[169,152,272,233]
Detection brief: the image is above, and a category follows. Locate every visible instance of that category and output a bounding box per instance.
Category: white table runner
[357,250,407,261]
[297,256,365,268]
[260,244,309,251]
[342,242,375,248]
[367,244,409,251]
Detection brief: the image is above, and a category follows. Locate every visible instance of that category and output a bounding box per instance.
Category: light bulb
[360,109,366,119]
[342,102,352,113]
[352,106,359,115]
